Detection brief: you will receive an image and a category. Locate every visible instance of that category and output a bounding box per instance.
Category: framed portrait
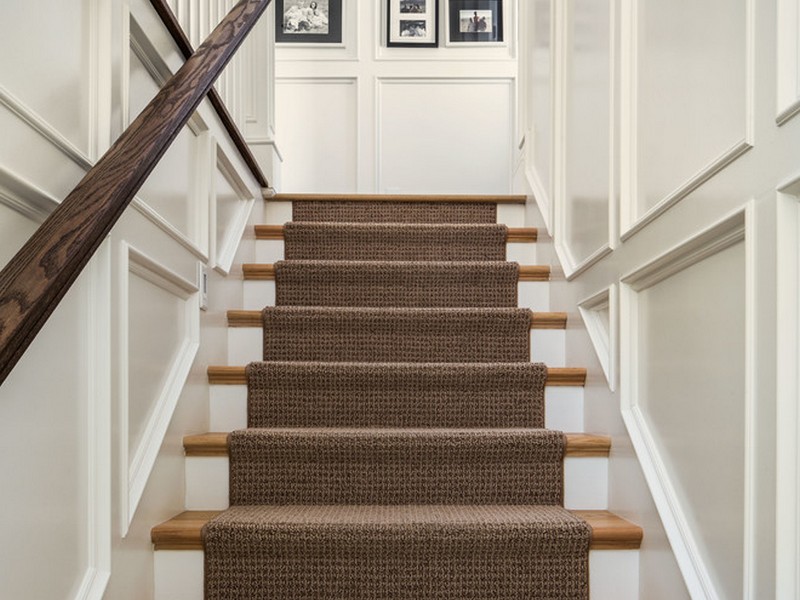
[446,0,503,44]
[387,0,439,48]
[276,0,343,44]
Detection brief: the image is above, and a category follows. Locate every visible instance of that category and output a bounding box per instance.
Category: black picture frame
[276,0,343,44]
[447,0,503,44]
[387,0,439,48]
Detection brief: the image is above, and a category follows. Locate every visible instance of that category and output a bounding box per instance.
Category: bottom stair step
[152,509,642,600]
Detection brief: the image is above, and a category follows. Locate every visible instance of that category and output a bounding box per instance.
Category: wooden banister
[0,0,271,386]
[149,0,269,188]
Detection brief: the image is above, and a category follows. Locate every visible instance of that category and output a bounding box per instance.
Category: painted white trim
[777,0,800,125]
[73,241,112,600]
[578,285,617,392]
[525,165,553,235]
[212,142,256,275]
[775,177,800,599]
[556,242,613,281]
[130,197,209,260]
[0,85,93,170]
[620,208,749,600]
[117,243,199,534]
[620,0,756,240]
[0,167,60,223]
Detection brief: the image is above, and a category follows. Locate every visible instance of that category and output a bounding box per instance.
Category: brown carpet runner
[203,505,590,600]
[203,198,591,599]
[246,362,548,428]
[275,260,519,307]
[293,199,497,223]
[284,223,508,261]
[262,306,531,363]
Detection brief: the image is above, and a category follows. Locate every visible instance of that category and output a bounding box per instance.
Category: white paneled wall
[519,0,800,597]
[0,1,273,599]
[275,2,519,194]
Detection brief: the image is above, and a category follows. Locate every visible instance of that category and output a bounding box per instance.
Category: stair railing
[0,0,271,386]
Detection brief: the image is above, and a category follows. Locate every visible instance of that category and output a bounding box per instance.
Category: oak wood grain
[272,193,527,204]
[152,509,642,550]
[243,263,549,282]
[0,0,270,386]
[149,0,268,187]
[207,366,587,387]
[254,224,539,242]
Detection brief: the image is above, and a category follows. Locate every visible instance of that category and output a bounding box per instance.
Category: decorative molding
[73,241,112,600]
[0,85,93,171]
[620,208,750,600]
[130,197,208,260]
[775,177,800,598]
[211,141,255,275]
[578,285,617,391]
[556,241,613,281]
[0,167,60,223]
[776,0,800,125]
[619,0,755,241]
[525,165,553,235]
[117,243,199,534]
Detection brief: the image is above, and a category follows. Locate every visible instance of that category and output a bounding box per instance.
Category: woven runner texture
[246,361,548,428]
[203,505,590,600]
[274,260,519,307]
[262,307,532,363]
[292,200,497,223]
[283,223,508,261]
[228,428,566,505]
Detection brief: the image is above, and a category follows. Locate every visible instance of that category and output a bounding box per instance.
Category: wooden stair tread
[255,224,538,242]
[208,365,587,387]
[271,193,527,204]
[152,509,641,551]
[243,263,550,282]
[183,431,610,458]
[228,309,567,330]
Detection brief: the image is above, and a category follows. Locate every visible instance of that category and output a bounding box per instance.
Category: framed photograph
[446,0,503,44]
[276,0,343,44]
[387,0,439,48]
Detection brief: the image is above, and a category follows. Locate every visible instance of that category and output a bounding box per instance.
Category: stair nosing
[271,193,527,204]
[183,431,610,458]
[207,365,587,387]
[151,509,642,551]
[242,263,550,282]
[228,309,567,330]
[255,224,538,242]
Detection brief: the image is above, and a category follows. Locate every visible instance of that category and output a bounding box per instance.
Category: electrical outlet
[198,263,209,311]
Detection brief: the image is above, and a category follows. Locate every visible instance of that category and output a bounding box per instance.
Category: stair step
[244,263,550,281]
[229,309,567,328]
[151,509,642,551]
[207,365,587,386]
[256,224,538,242]
[273,193,527,204]
[183,431,610,458]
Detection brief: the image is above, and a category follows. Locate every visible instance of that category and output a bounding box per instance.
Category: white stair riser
[184,453,607,511]
[228,326,566,367]
[154,548,637,600]
[518,281,549,312]
[264,201,292,224]
[209,384,585,433]
[242,280,275,311]
[254,240,536,265]
[497,203,526,227]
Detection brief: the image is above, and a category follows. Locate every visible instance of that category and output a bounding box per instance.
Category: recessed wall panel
[378,79,513,194]
[275,79,357,193]
[0,1,88,153]
[564,0,611,264]
[528,0,553,198]
[638,241,746,599]
[637,0,748,215]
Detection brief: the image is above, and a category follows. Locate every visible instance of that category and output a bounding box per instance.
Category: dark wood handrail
[149,0,269,188]
[0,0,271,386]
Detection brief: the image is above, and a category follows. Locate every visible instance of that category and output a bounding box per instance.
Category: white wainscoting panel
[777,0,800,124]
[212,143,255,275]
[118,244,199,533]
[275,78,358,193]
[561,0,612,269]
[377,78,514,194]
[578,285,616,391]
[0,0,91,156]
[621,212,749,599]
[624,0,753,236]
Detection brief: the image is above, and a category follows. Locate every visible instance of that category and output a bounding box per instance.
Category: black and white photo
[276,0,343,44]
[447,0,503,44]
[388,0,438,47]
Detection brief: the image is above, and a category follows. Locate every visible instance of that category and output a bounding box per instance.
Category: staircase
[151,194,642,599]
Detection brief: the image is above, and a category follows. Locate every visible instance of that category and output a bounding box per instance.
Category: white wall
[519,0,799,597]
[0,1,272,598]
[274,1,519,194]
